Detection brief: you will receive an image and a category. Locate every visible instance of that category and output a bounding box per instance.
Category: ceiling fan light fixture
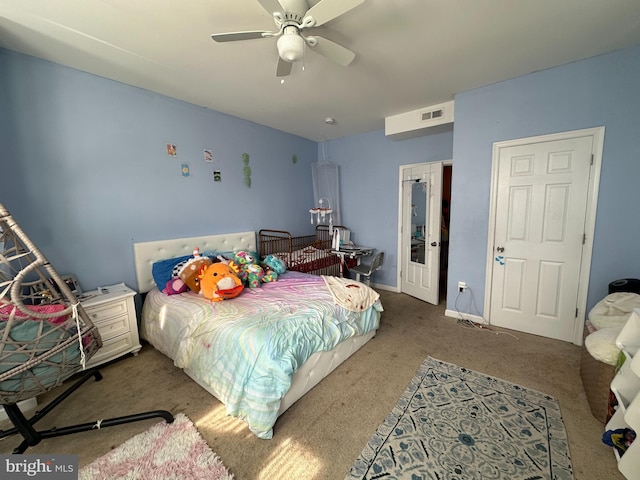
[212,0,361,77]
[277,30,304,62]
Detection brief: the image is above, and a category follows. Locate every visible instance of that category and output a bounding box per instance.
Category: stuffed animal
[603,428,637,457]
[262,268,278,283]
[177,247,212,293]
[233,251,265,288]
[198,262,244,302]
[163,277,188,295]
[260,254,286,283]
[262,254,286,274]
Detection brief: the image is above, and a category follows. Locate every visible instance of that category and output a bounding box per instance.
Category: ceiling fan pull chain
[302,46,306,71]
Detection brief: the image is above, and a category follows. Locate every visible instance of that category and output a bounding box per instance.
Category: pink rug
[80,413,233,479]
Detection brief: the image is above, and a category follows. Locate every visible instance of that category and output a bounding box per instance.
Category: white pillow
[584,327,623,366]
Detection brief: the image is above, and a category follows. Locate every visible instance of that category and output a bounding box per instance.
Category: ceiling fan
[211,0,364,77]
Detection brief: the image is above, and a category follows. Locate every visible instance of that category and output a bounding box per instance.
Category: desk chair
[350,251,384,286]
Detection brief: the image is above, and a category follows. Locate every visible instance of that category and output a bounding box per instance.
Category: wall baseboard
[444,309,484,324]
[371,283,399,293]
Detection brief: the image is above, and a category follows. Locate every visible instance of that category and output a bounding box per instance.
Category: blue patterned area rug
[345,357,574,480]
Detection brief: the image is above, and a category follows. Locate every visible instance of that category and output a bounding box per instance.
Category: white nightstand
[79,285,141,368]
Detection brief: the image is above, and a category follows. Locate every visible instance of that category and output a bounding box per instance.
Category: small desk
[332,246,374,278]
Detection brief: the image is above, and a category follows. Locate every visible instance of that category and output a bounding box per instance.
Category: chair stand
[353,272,369,286]
[0,369,174,454]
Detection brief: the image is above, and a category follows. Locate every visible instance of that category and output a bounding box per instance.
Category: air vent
[421,109,443,121]
[385,101,454,140]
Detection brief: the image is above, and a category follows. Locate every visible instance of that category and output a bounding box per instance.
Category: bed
[258,225,350,277]
[133,231,382,439]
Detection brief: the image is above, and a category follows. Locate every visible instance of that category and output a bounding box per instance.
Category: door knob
[496,246,504,253]
[431,242,438,247]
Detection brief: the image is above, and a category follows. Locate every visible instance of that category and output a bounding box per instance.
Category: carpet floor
[0,290,622,479]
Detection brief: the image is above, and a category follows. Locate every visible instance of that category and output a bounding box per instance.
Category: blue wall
[327,44,640,315]
[3,42,640,317]
[0,48,317,291]
[449,44,640,313]
[318,130,454,288]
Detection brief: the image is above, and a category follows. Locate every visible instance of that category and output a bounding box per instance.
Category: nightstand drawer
[93,314,130,340]
[85,300,129,323]
[87,332,134,368]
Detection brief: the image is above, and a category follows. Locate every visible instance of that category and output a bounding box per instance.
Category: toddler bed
[258,225,348,277]
[133,231,382,439]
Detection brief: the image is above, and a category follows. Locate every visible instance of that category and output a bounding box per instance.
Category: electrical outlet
[458,281,467,292]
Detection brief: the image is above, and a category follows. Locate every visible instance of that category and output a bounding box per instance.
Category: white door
[400,162,443,304]
[486,130,602,342]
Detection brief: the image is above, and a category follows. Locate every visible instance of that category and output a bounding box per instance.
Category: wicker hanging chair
[0,203,173,453]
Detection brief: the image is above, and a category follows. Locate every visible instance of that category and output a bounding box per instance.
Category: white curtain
[311,161,341,226]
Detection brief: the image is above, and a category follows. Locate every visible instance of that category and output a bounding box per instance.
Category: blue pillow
[151,255,192,288]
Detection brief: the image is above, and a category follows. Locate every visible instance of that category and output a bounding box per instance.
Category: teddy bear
[198,262,244,302]
[233,251,265,288]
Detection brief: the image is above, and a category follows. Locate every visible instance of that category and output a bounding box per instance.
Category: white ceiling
[1,0,640,141]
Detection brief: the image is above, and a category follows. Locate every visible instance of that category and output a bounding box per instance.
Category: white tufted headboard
[133,231,256,293]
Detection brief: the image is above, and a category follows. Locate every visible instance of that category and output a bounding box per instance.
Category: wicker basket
[580,328,616,423]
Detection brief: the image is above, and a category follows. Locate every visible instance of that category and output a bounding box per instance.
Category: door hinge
[583,233,586,245]
[590,154,594,166]
[576,308,579,318]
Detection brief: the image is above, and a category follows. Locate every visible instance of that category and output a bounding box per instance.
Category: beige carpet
[0,290,622,479]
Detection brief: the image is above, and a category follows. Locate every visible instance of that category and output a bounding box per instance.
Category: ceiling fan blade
[305,0,365,27]
[256,0,284,17]
[211,30,274,42]
[306,36,355,66]
[276,57,292,77]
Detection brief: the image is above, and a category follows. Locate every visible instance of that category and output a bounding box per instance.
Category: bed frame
[132,231,376,419]
[258,225,347,277]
